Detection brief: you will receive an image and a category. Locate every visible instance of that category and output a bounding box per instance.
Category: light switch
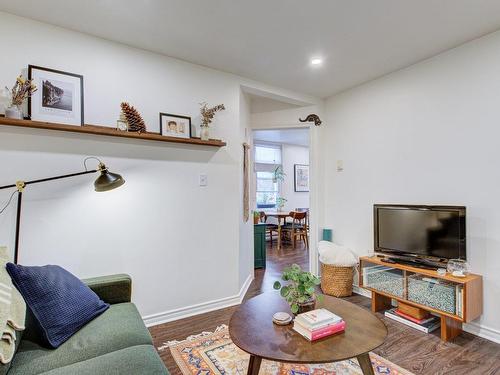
[337,160,344,172]
[199,173,208,186]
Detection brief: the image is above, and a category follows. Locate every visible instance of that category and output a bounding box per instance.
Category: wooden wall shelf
[359,255,483,342]
[0,117,227,147]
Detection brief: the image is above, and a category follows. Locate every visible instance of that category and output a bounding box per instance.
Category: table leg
[357,353,375,375]
[247,354,262,375]
[277,220,282,251]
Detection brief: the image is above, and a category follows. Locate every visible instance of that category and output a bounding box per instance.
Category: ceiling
[253,128,309,147]
[249,95,301,114]
[2,1,500,98]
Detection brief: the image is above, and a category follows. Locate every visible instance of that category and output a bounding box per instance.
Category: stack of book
[293,308,346,341]
[384,308,440,333]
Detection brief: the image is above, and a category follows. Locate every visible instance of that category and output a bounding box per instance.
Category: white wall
[282,144,309,210]
[0,12,319,324]
[322,30,500,341]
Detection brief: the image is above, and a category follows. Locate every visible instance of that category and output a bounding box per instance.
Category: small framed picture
[294,164,310,192]
[28,65,84,126]
[159,113,191,139]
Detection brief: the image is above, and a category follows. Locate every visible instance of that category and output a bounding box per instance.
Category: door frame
[250,125,320,275]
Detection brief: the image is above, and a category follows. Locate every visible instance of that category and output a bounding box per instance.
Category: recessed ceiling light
[310,58,323,66]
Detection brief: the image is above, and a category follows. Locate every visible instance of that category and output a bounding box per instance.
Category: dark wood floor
[150,240,500,375]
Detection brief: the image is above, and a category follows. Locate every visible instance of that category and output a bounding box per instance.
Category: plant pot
[5,105,22,119]
[297,297,316,315]
[200,126,210,141]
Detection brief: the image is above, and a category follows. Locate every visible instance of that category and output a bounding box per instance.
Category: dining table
[265,210,291,250]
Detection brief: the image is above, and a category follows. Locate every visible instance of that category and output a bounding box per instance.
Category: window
[254,144,282,208]
[255,145,281,164]
[256,171,278,208]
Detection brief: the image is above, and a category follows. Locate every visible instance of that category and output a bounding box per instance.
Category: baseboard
[353,285,500,344]
[143,273,254,327]
[463,322,500,344]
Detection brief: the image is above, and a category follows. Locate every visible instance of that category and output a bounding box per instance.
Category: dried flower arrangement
[6,75,37,107]
[200,102,225,128]
[120,102,147,133]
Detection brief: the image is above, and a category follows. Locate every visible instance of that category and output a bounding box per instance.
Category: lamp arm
[0,170,98,191]
[0,169,98,265]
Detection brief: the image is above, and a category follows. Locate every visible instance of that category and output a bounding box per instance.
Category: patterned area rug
[159,325,413,375]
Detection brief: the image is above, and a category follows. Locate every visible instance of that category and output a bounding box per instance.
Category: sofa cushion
[8,303,153,375]
[6,264,109,348]
[38,345,168,375]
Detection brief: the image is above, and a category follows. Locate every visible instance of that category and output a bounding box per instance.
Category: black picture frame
[28,65,84,126]
[294,164,310,192]
[159,112,192,139]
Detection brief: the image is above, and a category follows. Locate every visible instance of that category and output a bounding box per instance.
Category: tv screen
[374,205,466,260]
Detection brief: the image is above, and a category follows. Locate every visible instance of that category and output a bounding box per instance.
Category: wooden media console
[359,256,483,341]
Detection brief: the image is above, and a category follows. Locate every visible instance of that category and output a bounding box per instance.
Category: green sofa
[4,274,169,375]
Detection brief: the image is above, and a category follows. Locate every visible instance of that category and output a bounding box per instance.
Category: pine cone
[120,102,146,133]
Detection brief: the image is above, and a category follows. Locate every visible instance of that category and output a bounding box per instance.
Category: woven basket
[320,262,354,297]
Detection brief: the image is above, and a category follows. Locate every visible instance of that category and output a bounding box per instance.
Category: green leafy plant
[276,196,287,210]
[273,264,322,314]
[273,165,286,183]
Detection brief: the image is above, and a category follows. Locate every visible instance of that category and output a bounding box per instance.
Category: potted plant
[276,197,287,211]
[273,264,322,315]
[253,211,261,225]
[273,166,285,183]
[199,102,225,141]
[4,75,37,119]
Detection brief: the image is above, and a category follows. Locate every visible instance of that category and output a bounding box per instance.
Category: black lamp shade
[94,170,125,192]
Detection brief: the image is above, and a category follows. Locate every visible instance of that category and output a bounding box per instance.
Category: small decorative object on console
[120,102,146,133]
[199,102,225,140]
[273,263,322,315]
[447,259,469,277]
[4,75,37,119]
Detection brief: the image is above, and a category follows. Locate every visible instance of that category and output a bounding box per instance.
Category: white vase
[5,105,22,119]
[200,126,210,141]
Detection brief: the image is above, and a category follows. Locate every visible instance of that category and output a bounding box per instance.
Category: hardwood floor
[150,240,500,375]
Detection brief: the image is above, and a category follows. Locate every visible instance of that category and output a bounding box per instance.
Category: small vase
[297,297,316,315]
[200,126,210,141]
[5,105,22,120]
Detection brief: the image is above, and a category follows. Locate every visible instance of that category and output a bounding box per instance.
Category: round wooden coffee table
[229,293,387,375]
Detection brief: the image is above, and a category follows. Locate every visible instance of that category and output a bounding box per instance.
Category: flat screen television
[374,204,466,262]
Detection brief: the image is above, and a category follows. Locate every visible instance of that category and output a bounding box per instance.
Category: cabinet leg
[371,291,392,313]
[440,315,462,341]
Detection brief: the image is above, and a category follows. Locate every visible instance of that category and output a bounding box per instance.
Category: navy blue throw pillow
[6,263,109,348]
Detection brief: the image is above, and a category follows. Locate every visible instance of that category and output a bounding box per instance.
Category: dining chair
[281,211,309,249]
[259,211,279,247]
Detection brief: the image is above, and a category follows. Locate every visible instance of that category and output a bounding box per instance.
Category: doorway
[252,127,311,274]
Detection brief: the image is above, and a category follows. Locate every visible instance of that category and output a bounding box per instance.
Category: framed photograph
[28,65,84,126]
[159,113,191,139]
[294,164,310,192]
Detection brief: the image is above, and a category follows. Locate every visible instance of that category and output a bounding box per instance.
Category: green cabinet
[254,224,266,269]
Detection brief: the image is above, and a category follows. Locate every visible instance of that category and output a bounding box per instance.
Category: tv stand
[360,255,483,341]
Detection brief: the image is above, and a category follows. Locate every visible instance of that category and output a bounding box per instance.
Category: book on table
[294,308,343,330]
[384,308,440,333]
[293,308,345,341]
